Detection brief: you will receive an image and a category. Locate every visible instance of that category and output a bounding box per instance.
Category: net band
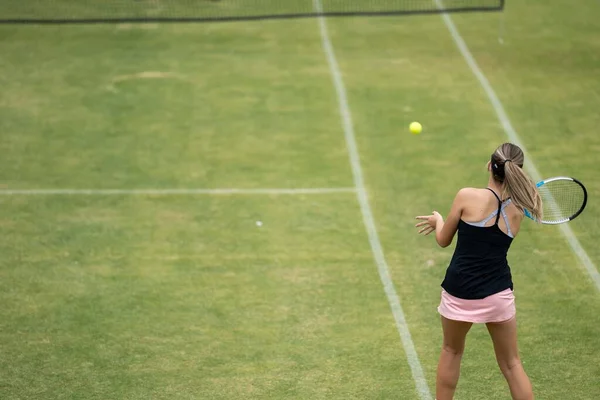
[1,0,505,24]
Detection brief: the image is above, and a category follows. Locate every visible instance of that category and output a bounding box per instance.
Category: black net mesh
[0,0,504,23]
[539,179,587,224]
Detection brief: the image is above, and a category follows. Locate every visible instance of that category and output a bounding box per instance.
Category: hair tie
[504,159,512,163]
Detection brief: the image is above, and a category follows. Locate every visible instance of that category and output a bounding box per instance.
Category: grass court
[1,1,599,398]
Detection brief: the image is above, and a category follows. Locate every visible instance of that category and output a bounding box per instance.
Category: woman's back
[460,187,524,238]
[441,187,524,300]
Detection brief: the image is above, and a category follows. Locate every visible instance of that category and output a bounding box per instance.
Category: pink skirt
[438,288,516,323]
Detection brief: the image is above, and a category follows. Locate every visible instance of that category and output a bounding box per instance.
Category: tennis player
[415,143,542,400]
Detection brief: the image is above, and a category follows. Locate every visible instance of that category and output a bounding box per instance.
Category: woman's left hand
[415,211,443,235]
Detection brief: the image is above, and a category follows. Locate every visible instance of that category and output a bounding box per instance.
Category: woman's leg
[486,318,534,400]
[436,316,472,400]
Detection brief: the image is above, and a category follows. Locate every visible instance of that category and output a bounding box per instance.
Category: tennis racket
[524,177,588,224]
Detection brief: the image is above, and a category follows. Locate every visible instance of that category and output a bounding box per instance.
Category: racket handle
[524,208,535,221]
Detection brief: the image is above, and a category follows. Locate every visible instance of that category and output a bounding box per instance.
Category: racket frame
[524,176,588,224]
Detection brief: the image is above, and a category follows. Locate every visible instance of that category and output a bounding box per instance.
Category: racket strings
[539,180,585,223]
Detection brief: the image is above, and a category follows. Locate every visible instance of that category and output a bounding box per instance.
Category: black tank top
[441,188,514,299]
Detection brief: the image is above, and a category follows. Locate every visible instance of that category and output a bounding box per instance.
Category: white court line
[437,0,600,292]
[0,188,356,195]
[313,1,433,399]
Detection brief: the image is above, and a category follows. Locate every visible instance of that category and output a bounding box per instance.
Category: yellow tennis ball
[410,122,422,135]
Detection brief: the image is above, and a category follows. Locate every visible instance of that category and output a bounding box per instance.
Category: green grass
[0,0,502,20]
[1,195,412,399]
[1,1,600,399]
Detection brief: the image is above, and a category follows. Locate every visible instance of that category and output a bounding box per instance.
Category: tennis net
[0,0,505,24]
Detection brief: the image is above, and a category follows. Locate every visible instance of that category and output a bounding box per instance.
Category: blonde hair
[491,143,543,221]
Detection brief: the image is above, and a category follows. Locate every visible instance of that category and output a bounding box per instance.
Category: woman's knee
[497,355,522,374]
[442,342,465,356]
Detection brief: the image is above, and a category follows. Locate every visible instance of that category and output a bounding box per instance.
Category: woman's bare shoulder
[453,188,493,208]
[456,187,489,198]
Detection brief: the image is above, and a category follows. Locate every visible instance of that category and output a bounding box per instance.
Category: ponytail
[491,143,543,221]
[503,161,543,221]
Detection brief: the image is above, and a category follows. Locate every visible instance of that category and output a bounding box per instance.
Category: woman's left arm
[415,188,467,248]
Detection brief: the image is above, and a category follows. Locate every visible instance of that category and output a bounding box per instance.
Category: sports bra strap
[485,188,503,226]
